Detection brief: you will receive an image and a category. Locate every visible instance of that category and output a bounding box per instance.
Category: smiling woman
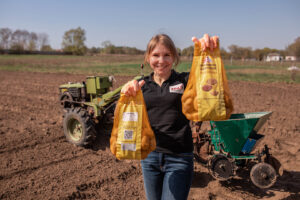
[144,34,179,86]
[120,33,219,200]
[147,44,174,85]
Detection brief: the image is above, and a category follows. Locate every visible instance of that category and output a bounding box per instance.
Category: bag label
[122,112,138,122]
[124,129,133,140]
[121,143,136,151]
[200,56,217,70]
[169,83,184,94]
[203,56,213,64]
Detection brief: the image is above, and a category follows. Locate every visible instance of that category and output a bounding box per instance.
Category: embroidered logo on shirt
[169,83,184,94]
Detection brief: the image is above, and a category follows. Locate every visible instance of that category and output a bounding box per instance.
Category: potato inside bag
[182,42,233,121]
[110,90,156,160]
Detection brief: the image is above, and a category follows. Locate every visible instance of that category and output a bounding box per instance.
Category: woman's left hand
[192,34,219,51]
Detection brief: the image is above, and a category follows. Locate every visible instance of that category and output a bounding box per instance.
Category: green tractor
[59,76,139,146]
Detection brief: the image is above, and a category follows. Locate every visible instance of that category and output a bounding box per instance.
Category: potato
[110,140,116,155]
[207,78,217,85]
[141,135,149,150]
[202,84,212,92]
[193,98,198,110]
[210,90,219,96]
[150,138,156,151]
[141,150,149,159]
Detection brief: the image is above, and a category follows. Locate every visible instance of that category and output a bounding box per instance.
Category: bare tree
[37,33,49,51]
[0,28,12,49]
[101,40,113,48]
[228,45,252,60]
[28,32,38,51]
[1,28,53,52]
[11,29,30,51]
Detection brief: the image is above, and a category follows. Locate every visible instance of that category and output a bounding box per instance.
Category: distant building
[265,53,283,62]
[285,56,297,61]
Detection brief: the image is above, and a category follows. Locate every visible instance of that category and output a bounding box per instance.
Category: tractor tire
[63,107,96,147]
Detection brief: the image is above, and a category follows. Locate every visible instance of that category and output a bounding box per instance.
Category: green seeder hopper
[200,111,281,189]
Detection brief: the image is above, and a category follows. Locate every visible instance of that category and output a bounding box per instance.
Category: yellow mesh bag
[110,90,156,160]
[182,42,233,121]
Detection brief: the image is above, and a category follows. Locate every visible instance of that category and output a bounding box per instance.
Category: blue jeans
[141,151,194,200]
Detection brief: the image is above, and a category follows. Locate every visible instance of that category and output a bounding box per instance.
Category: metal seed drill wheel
[63,107,96,146]
[250,162,277,189]
[209,154,234,181]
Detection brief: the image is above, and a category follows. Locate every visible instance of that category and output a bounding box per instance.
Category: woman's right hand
[192,34,219,51]
[121,79,145,96]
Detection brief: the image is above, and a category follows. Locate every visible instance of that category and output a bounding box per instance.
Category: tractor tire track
[0,152,92,181]
[0,135,65,154]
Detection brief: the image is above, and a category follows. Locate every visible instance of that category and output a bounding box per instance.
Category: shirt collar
[148,69,176,83]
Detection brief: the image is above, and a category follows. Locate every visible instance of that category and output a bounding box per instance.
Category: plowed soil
[0,71,299,200]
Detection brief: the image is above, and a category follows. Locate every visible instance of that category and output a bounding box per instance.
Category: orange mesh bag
[182,42,233,121]
[110,90,156,160]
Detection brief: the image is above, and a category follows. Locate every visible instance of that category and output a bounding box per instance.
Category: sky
[0,0,299,51]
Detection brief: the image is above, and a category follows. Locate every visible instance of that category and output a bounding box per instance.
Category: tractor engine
[67,85,87,101]
[59,82,88,103]
[59,76,113,106]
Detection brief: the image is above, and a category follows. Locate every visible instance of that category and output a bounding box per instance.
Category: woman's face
[148,43,174,78]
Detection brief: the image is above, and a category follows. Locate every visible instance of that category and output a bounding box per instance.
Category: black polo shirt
[141,70,192,154]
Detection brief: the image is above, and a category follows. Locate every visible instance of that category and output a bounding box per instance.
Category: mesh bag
[110,90,156,160]
[182,42,233,121]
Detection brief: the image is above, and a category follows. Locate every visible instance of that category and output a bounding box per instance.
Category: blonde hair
[144,34,180,66]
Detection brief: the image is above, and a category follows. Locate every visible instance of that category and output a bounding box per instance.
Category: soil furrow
[1,152,92,181]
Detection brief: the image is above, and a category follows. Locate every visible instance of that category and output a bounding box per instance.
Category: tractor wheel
[63,107,96,146]
[250,162,277,189]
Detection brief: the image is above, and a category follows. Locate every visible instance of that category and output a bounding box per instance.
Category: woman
[121,33,218,200]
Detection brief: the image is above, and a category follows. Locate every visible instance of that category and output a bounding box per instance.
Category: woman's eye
[152,54,159,57]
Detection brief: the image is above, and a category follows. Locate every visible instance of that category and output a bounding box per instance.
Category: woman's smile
[148,43,174,79]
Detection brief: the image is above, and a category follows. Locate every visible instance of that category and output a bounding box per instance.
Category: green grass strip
[227,72,300,83]
[1,61,299,83]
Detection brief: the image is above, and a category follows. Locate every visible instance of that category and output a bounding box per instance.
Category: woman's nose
[158,56,165,63]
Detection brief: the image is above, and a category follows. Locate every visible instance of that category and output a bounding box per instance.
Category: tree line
[0,28,51,52]
[1,27,299,59]
[181,40,300,60]
[61,27,144,55]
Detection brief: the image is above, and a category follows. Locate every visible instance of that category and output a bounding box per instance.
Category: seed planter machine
[193,111,281,189]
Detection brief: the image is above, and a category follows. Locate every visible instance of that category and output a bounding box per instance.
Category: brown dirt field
[0,71,299,200]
